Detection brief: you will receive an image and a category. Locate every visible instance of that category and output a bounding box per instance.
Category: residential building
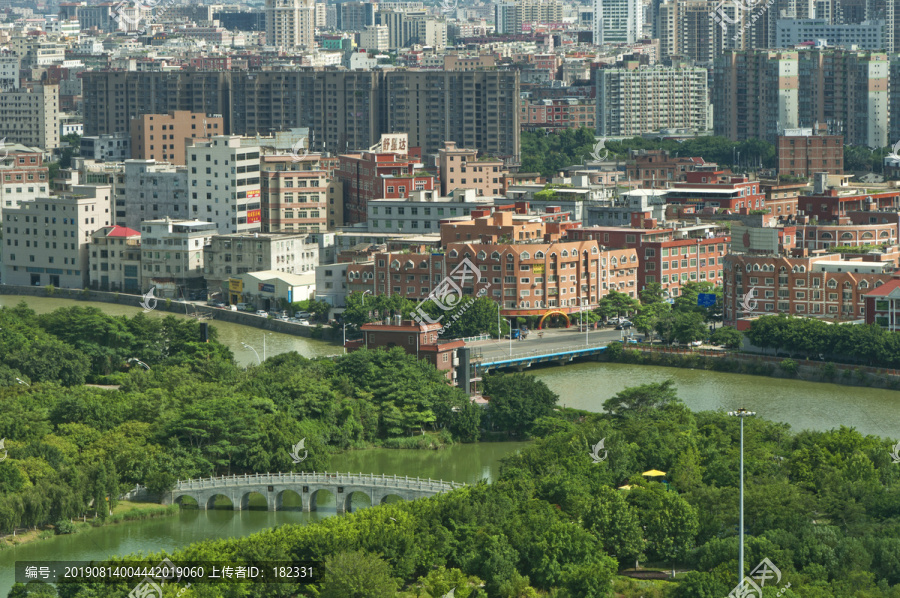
[520,97,596,132]
[624,149,706,188]
[586,189,668,227]
[713,50,799,144]
[187,136,262,234]
[761,180,806,217]
[715,49,888,147]
[0,84,59,150]
[345,240,640,318]
[493,0,563,34]
[776,19,886,50]
[335,149,436,225]
[800,173,900,223]
[596,66,710,136]
[864,279,900,331]
[139,218,217,296]
[204,232,319,297]
[0,147,50,216]
[80,133,130,162]
[88,225,141,292]
[663,170,766,213]
[265,0,316,49]
[260,155,329,234]
[567,223,730,299]
[438,141,506,197]
[130,111,225,166]
[81,70,521,162]
[658,0,718,64]
[0,54,20,92]
[360,25,389,50]
[776,129,844,177]
[346,320,464,383]
[367,189,494,234]
[593,0,642,44]
[1,185,113,289]
[122,160,189,230]
[316,262,350,307]
[724,252,897,325]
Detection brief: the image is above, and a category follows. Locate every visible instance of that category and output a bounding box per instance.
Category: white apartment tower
[187,136,262,234]
[593,0,642,45]
[265,0,316,49]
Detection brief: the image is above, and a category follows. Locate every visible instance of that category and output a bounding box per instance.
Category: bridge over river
[126,472,464,514]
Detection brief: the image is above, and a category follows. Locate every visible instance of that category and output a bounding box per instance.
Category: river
[3,295,899,595]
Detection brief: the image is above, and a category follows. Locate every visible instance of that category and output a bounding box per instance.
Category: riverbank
[605,343,900,391]
[0,502,178,550]
[0,284,343,343]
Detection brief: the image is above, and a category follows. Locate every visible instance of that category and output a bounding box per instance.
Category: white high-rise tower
[593,0,642,45]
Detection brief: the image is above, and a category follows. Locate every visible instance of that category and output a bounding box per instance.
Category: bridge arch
[240,491,268,511]
[275,489,303,511]
[308,488,336,512]
[538,310,571,329]
[205,493,233,510]
[378,493,406,506]
[174,495,199,509]
[345,490,373,513]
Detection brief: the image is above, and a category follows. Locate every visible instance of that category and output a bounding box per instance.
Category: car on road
[615,322,633,330]
[255,310,268,317]
[296,319,311,326]
[209,301,226,308]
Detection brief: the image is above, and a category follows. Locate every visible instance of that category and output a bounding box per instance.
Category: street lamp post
[728,408,756,586]
[241,342,261,366]
[127,358,151,371]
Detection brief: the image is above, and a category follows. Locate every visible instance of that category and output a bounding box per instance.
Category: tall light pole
[241,342,261,365]
[728,408,756,586]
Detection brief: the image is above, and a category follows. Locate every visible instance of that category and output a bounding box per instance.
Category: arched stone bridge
[152,472,464,514]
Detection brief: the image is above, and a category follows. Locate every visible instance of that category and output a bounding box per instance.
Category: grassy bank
[0,502,178,550]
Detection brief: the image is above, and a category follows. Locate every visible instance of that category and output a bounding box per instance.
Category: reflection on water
[534,361,900,439]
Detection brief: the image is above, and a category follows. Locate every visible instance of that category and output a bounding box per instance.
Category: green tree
[596,290,640,321]
[673,282,723,322]
[633,302,671,341]
[318,550,400,598]
[482,373,558,436]
[602,380,682,417]
[710,326,743,349]
[640,282,665,305]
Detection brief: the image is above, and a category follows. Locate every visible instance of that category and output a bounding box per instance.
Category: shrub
[54,520,77,534]
[779,359,798,377]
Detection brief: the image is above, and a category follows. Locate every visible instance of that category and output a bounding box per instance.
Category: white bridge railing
[133,472,463,494]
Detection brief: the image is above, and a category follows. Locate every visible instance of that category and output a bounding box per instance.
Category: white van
[236,302,252,311]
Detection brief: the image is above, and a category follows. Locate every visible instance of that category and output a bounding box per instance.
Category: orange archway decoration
[538,310,571,330]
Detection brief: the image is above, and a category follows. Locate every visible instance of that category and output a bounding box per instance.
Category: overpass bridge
[128,472,464,514]
[470,342,610,374]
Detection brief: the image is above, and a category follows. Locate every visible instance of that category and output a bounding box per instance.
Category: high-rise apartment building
[715,49,888,147]
[81,70,520,161]
[265,0,316,49]
[187,136,262,234]
[493,0,563,34]
[713,50,800,144]
[596,66,710,136]
[130,111,224,165]
[0,84,59,150]
[658,0,718,64]
[593,0,642,45]
[0,148,50,216]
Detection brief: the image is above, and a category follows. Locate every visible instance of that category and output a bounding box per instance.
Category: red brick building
[335,150,434,224]
[798,186,900,223]
[625,150,706,189]
[776,133,843,177]
[567,225,730,299]
[665,170,766,213]
[760,180,806,217]
[345,319,464,383]
[864,279,900,331]
[724,253,897,325]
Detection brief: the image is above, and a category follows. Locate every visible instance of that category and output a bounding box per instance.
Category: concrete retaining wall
[0,284,342,342]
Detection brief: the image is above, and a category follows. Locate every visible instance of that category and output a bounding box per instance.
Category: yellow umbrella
[642,469,666,477]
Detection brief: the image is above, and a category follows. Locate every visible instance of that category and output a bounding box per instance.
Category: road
[466,325,635,362]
